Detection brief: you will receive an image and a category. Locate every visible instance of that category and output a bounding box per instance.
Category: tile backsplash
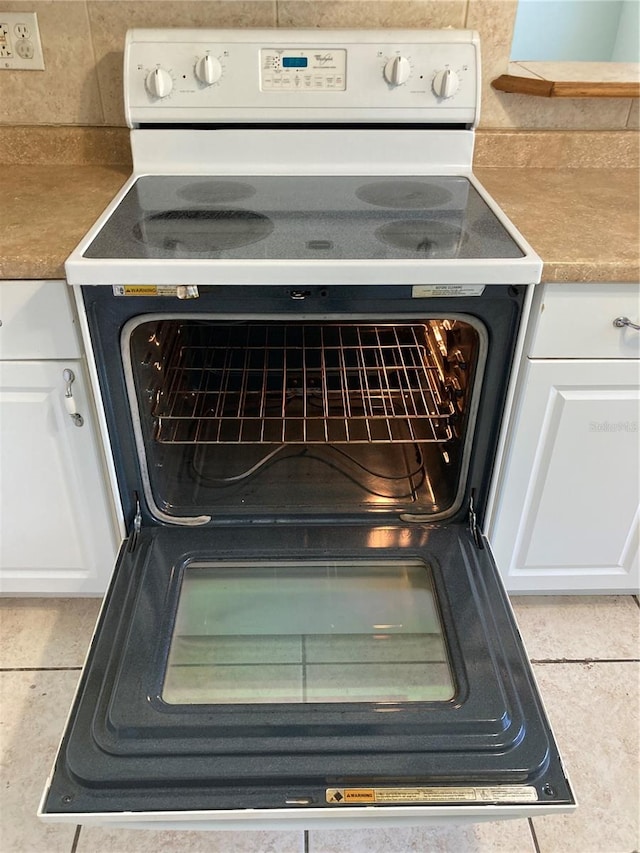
[1,0,637,130]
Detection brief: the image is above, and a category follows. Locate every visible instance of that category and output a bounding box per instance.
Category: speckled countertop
[1,165,130,280]
[476,167,639,283]
[1,128,638,283]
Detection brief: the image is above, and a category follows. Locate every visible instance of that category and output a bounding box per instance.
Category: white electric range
[40,28,574,832]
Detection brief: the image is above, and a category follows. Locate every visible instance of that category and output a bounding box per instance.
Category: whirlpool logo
[589,421,638,432]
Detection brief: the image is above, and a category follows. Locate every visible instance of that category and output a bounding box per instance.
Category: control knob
[432,68,460,99]
[145,66,173,99]
[195,54,222,86]
[383,55,411,86]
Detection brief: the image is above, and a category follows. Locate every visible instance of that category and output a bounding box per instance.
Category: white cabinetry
[490,283,640,593]
[0,282,118,595]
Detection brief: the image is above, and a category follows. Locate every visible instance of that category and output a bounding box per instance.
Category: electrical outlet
[0,12,44,70]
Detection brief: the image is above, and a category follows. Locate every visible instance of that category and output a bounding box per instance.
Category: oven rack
[151,323,455,445]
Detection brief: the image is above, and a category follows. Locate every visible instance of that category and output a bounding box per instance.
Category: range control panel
[261,48,347,91]
[125,28,480,126]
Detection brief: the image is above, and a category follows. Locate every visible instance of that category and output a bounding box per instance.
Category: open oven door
[39,520,575,830]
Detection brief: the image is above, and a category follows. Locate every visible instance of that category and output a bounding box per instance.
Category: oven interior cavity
[128,319,481,520]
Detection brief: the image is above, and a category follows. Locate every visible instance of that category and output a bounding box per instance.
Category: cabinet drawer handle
[63,369,85,427]
[613,316,640,331]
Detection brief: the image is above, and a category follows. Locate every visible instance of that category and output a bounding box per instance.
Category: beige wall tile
[0,0,104,125]
[474,130,565,167]
[464,0,518,128]
[1,0,636,131]
[277,0,466,29]
[474,129,640,168]
[0,125,131,164]
[556,128,640,167]
[88,1,277,125]
[518,60,640,84]
[507,61,545,80]
[485,91,634,130]
[466,0,633,129]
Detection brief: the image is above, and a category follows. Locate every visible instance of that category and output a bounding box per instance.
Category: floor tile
[531,661,640,853]
[0,598,101,669]
[308,818,535,852]
[163,661,304,704]
[76,825,304,852]
[305,633,448,664]
[305,661,453,702]
[510,595,640,661]
[0,670,80,853]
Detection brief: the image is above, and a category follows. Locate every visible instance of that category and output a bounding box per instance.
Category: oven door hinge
[469,492,484,550]
[128,493,142,553]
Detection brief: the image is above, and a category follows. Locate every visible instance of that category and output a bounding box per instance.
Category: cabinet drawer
[0,281,81,360]
[528,283,640,359]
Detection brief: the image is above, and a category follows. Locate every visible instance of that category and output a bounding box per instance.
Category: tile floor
[0,595,638,853]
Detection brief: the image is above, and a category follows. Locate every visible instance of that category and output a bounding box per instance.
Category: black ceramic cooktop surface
[84,175,524,261]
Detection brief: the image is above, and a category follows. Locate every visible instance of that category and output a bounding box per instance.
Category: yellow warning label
[125,286,158,295]
[112,285,178,297]
[326,785,539,805]
[326,788,375,804]
[344,789,375,803]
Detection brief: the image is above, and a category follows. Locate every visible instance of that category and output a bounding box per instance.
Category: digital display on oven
[261,48,347,90]
[282,56,308,68]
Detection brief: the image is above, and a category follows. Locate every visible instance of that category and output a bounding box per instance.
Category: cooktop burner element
[132,209,274,254]
[177,180,257,205]
[376,220,465,257]
[356,180,452,209]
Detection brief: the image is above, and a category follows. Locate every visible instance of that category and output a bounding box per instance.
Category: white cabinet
[0,282,118,595]
[0,280,81,360]
[490,283,640,593]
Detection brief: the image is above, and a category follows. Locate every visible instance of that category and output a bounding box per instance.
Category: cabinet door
[490,359,640,593]
[0,360,119,594]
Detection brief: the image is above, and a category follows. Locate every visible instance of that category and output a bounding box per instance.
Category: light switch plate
[0,12,44,70]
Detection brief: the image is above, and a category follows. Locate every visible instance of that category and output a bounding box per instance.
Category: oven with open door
[39,29,575,830]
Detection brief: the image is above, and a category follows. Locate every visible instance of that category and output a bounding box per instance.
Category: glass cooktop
[84,175,524,261]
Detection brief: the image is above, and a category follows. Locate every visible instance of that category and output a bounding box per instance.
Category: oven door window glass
[163,559,454,705]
